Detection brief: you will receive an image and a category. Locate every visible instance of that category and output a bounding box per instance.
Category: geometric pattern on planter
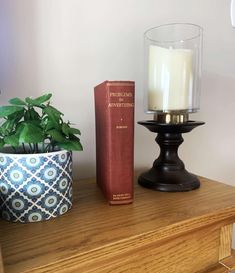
[0,150,73,223]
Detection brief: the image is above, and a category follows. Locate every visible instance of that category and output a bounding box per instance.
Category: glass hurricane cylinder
[144,23,203,118]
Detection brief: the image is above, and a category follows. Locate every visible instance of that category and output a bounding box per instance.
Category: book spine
[94,81,135,205]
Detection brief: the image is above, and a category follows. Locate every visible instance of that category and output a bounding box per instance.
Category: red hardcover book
[94,81,135,205]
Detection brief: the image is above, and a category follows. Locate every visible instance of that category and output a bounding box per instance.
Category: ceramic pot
[0,150,73,223]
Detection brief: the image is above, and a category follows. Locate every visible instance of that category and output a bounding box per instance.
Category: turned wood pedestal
[0,173,235,273]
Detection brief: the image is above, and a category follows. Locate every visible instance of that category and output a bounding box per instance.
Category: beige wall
[0,2,235,188]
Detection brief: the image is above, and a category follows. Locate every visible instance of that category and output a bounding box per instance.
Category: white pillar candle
[148,45,193,111]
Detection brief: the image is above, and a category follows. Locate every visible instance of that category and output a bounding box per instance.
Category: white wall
[0,0,235,188]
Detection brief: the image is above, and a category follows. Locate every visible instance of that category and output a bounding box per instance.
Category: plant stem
[51,142,55,152]
[45,143,51,153]
[22,143,27,153]
[29,143,34,153]
[36,143,39,153]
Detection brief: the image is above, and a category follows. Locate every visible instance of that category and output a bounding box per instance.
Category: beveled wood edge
[220,249,235,271]
[219,224,233,260]
[199,264,229,273]
[21,210,235,273]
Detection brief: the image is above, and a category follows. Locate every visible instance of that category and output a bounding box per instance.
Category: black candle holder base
[138,169,200,192]
[138,120,205,192]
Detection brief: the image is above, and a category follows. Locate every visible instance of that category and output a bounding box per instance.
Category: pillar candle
[148,45,193,111]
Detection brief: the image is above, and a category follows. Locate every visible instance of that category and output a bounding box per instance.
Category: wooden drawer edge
[198,263,228,273]
[220,249,235,272]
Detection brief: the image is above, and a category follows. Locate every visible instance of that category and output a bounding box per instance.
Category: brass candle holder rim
[154,111,189,124]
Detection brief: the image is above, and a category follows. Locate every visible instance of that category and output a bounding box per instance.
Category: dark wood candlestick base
[138,120,205,192]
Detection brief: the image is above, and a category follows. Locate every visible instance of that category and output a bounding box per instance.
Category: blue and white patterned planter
[0,150,73,223]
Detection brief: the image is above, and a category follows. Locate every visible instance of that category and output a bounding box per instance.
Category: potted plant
[0,93,82,223]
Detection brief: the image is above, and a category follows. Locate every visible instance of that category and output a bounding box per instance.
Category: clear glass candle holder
[144,23,203,120]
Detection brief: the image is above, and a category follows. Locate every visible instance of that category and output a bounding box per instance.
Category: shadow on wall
[0,1,42,102]
[182,70,235,185]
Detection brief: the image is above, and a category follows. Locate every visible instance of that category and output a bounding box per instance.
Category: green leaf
[25,108,40,121]
[44,105,63,117]
[26,93,52,106]
[62,123,70,136]
[43,106,61,129]
[43,106,60,119]
[0,116,25,136]
[47,129,65,142]
[0,119,15,133]
[25,97,34,105]
[30,108,40,120]
[0,139,5,148]
[49,106,63,116]
[69,127,81,135]
[29,119,41,127]
[69,134,80,141]
[43,119,55,131]
[0,128,4,136]
[4,134,19,147]
[8,109,25,122]
[15,122,24,136]
[57,140,83,151]
[62,123,81,136]
[19,123,44,144]
[34,93,52,104]
[0,106,24,117]
[8,97,26,106]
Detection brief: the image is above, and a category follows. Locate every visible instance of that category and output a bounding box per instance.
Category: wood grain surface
[1,174,235,272]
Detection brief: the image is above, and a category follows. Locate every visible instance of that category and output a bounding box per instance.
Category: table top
[1,173,235,273]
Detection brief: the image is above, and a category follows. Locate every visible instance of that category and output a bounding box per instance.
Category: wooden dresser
[1,174,235,273]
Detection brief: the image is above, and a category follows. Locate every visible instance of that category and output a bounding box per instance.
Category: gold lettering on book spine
[108,103,134,108]
[116,126,128,129]
[108,91,134,108]
[113,193,131,200]
[110,92,133,97]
